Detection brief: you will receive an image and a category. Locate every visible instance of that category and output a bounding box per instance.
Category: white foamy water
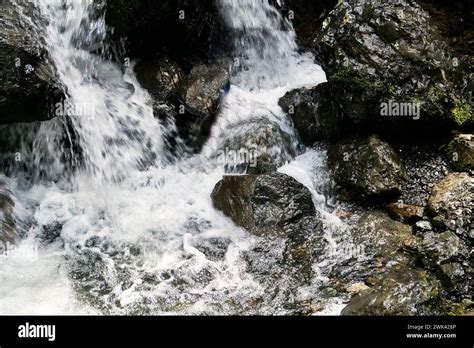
[0,0,348,315]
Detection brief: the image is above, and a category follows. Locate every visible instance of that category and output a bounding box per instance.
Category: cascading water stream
[0,0,349,315]
[201,0,325,166]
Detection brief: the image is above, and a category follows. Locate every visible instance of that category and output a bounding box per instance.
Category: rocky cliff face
[280,0,473,143]
[0,1,62,124]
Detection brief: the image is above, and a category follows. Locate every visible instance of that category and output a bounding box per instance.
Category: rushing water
[0,0,351,315]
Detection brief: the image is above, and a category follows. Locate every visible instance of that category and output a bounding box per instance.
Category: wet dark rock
[218,120,297,173]
[427,172,473,238]
[325,210,419,296]
[194,237,232,262]
[439,262,468,294]
[135,56,183,109]
[0,1,62,124]
[211,173,320,238]
[342,267,442,315]
[304,0,472,138]
[445,133,474,171]
[416,0,474,74]
[419,231,469,266]
[179,58,230,118]
[278,85,340,144]
[328,135,408,200]
[354,211,419,261]
[38,222,63,245]
[283,0,338,48]
[417,231,471,297]
[386,202,424,224]
[175,59,230,151]
[398,143,451,207]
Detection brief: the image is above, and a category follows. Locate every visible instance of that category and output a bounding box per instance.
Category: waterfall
[202,0,325,167]
[0,0,346,315]
[29,0,164,185]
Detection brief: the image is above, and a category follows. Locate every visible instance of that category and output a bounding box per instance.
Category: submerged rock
[445,133,474,171]
[328,135,408,200]
[211,173,319,238]
[0,1,62,124]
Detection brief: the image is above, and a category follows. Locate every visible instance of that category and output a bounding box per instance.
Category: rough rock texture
[418,172,474,298]
[445,133,474,171]
[342,267,442,315]
[171,58,230,151]
[179,59,229,119]
[285,0,473,141]
[386,202,424,224]
[416,0,474,75]
[282,0,338,48]
[418,231,472,298]
[328,135,408,199]
[312,210,419,301]
[427,172,473,238]
[136,57,230,153]
[419,232,469,267]
[0,180,18,245]
[397,143,451,207]
[211,173,319,238]
[278,86,340,143]
[0,1,61,124]
[218,120,297,173]
[354,211,419,262]
[134,56,183,109]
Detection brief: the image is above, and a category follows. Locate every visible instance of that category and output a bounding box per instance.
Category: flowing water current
[0,0,351,315]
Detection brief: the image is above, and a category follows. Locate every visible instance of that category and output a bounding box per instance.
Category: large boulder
[0,1,61,124]
[211,173,319,238]
[328,135,408,200]
[445,133,474,171]
[283,0,473,141]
